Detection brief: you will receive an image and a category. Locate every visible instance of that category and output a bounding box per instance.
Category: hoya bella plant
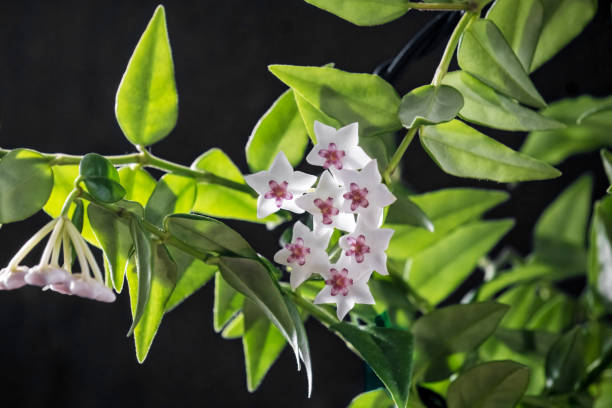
[1,1,611,407]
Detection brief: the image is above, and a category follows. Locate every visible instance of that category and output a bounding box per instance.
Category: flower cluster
[0,216,116,302]
[246,121,395,320]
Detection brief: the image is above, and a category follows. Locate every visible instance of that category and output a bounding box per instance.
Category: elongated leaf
[486,0,544,71]
[495,329,559,356]
[522,95,612,165]
[348,389,394,408]
[458,19,545,108]
[399,84,463,128]
[496,283,544,329]
[213,272,245,332]
[386,193,434,232]
[191,148,283,227]
[406,219,513,304]
[526,293,574,333]
[545,327,585,393]
[145,174,196,227]
[420,120,560,182]
[413,302,509,356]
[222,313,245,339]
[601,150,612,189]
[115,5,178,146]
[269,65,401,137]
[530,0,598,72]
[304,0,410,26]
[246,89,309,172]
[242,299,287,392]
[118,166,157,207]
[386,188,508,259]
[331,323,413,408]
[164,246,216,312]
[447,360,529,408]
[588,195,612,307]
[442,71,563,131]
[0,149,53,223]
[128,218,155,336]
[294,90,342,143]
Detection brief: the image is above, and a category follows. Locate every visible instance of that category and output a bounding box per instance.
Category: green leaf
[268,65,401,137]
[145,174,196,227]
[222,313,245,339]
[447,360,529,408]
[406,219,513,304]
[496,283,544,329]
[545,327,585,393]
[495,328,559,356]
[331,323,413,408]
[213,271,245,332]
[80,153,126,203]
[242,299,287,391]
[0,149,54,223]
[164,246,216,312]
[588,195,612,308]
[458,19,546,108]
[293,90,342,143]
[128,218,155,336]
[522,95,612,165]
[118,166,157,207]
[386,192,434,232]
[486,0,544,71]
[347,389,394,408]
[88,203,133,292]
[303,0,410,26]
[128,244,177,362]
[600,149,612,188]
[413,301,509,356]
[115,5,178,146]
[526,293,575,333]
[420,120,561,182]
[246,89,309,172]
[399,84,464,128]
[530,0,598,72]
[191,148,283,227]
[442,71,564,131]
[386,187,509,259]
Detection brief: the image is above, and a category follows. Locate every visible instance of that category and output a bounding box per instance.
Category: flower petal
[350,282,375,304]
[314,285,335,304]
[289,171,317,193]
[336,296,356,320]
[269,151,293,179]
[257,196,280,218]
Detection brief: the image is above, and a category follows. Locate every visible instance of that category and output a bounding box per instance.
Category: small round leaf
[399,84,463,129]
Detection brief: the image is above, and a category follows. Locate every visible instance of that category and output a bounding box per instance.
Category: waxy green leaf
[164,246,216,312]
[421,120,560,182]
[0,149,53,223]
[347,389,394,408]
[246,89,309,172]
[442,71,564,131]
[588,195,612,309]
[331,323,413,408]
[222,313,245,339]
[116,5,178,146]
[386,192,434,232]
[118,166,157,207]
[304,0,410,26]
[545,327,585,393]
[293,90,342,143]
[399,84,464,129]
[447,360,529,408]
[213,272,245,332]
[269,65,402,137]
[145,174,196,227]
[80,153,126,203]
[600,149,612,189]
[128,218,155,336]
[458,19,546,108]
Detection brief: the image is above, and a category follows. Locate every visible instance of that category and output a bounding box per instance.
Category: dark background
[0,1,611,407]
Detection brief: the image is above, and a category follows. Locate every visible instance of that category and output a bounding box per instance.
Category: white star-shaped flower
[314,258,374,320]
[333,160,396,227]
[273,221,331,289]
[339,218,394,277]
[306,121,371,171]
[295,171,356,233]
[245,151,317,219]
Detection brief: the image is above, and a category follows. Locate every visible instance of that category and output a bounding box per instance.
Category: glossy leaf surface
[398,84,463,128]
[303,0,410,26]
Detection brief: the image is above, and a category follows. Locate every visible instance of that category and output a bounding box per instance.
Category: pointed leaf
[386,193,434,232]
[293,90,342,143]
[118,166,157,207]
[600,149,612,188]
[420,120,560,182]
[128,218,155,335]
[458,19,546,108]
[399,84,464,128]
[303,0,410,26]
[164,246,216,312]
[115,5,178,146]
[213,272,245,332]
[145,174,196,227]
[222,313,245,339]
[348,389,394,408]
[588,195,612,308]
[545,327,585,393]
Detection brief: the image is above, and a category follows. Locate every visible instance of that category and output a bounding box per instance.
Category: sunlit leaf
[127,218,155,336]
[213,272,245,332]
[164,246,216,312]
[347,389,394,408]
[118,166,157,207]
[145,174,196,227]
[303,0,410,26]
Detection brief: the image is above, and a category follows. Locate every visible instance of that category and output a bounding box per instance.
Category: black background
[1,1,611,407]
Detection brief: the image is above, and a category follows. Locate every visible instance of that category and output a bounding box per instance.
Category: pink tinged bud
[69,275,97,300]
[314,197,340,225]
[325,268,353,297]
[318,143,346,170]
[25,265,71,287]
[1,266,28,290]
[285,237,311,266]
[343,183,369,211]
[50,281,73,295]
[264,180,293,207]
[94,285,116,303]
[345,235,371,263]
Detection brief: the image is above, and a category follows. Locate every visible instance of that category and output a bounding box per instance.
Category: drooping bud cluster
[246,121,396,320]
[0,216,116,302]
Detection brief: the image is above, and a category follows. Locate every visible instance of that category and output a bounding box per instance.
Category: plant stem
[407,1,472,11]
[431,11,476,86]
[282,286,338,327]
[382,127,418,184]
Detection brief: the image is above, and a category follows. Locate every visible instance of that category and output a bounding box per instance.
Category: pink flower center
[314,197,340,225]
[285,238,311,266]
[264,180,293,207]
[326,268,353,296]
[318,143,346,170]
[343,183,369,211]
[345,234,371,263]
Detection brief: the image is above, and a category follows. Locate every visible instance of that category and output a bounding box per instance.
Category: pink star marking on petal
[318,143,346,170]
[314,197,340,225]
[264,180,293,207]
[326,268,354,296]
[345,234,371,263]
[285,237,311,266]
[343,183,369,211]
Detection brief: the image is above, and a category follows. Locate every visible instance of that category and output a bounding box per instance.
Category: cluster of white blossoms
[246,121,396,320]
[0,216,116,302]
